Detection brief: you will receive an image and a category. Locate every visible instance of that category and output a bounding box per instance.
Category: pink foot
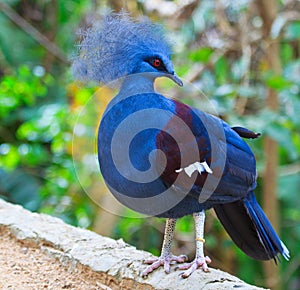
[142,254,188,277]
[177,256,211,278]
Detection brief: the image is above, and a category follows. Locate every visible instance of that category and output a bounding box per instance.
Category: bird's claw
[177,256,211,278]
[142,254,188,277]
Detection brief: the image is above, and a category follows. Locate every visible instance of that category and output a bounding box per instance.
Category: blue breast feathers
[98,92,257,218]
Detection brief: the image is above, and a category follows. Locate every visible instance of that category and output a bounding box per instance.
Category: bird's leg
[142,218,188,277]
[178,211,211,278]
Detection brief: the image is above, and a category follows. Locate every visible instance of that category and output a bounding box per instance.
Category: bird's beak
[168,72,183,87]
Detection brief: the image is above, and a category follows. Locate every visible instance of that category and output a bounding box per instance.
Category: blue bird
[72,12,289,278]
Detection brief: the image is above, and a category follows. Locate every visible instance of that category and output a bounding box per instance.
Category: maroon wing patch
[156,100,211,190]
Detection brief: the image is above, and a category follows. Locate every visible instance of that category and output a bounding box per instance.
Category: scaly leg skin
[177,211,211,278]
[142,218,188,277]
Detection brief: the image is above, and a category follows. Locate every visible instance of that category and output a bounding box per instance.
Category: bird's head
[72,12,182,86]
[136,54,183,86]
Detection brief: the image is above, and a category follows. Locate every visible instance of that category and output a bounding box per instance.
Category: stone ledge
[0,199,266,289]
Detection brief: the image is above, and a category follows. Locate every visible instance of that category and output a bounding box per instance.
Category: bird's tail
[213,191,290,262]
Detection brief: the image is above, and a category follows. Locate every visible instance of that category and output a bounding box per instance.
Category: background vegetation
[0,0,299,289]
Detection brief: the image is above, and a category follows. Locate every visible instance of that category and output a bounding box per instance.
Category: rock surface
[0,199,266,289]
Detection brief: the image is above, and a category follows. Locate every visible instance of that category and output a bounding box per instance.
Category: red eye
[153,59,161,67]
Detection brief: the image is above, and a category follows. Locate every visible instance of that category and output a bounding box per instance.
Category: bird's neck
[119,73,155,96]
[104,74,156,114]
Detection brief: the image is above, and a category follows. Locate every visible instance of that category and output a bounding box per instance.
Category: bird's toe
[143,257,160,264]
[142,254,188,277]
[178,256,211,278]
[172,254,188,263]
[142,258,164,277]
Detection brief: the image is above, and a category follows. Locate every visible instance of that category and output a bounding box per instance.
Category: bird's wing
[156,99,257,203]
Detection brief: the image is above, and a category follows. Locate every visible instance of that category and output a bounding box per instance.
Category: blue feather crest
[71,12,172,84]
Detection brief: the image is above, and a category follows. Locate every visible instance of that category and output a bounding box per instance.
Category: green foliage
[285,21,300,40]
[0,66,48,118]
[187,47,214,63]
[0,0,96,226]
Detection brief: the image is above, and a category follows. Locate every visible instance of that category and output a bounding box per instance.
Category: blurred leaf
[281,43,293,64]
[232,57,250,81]
[283,60,300,84]
[176,215,193,232]
[265,123,298,160]
[264,72,292,90]
[278,173,300,205]
[0,168,41,211]
[214,84,235,97]
[192,1,215,33]
[271,14,287,39]
[18,144,50,166]
[284,21,300,40]
[0,144,20,170]
[187,48,213,63]
[214,57,229,84]
[237,86,257,98]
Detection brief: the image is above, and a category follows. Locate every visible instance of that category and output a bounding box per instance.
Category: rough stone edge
[0,199,266,290]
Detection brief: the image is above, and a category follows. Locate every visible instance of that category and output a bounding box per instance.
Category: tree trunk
[257,1,281,289]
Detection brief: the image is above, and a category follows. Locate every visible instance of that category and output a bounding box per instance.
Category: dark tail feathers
[214,191,289,261]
